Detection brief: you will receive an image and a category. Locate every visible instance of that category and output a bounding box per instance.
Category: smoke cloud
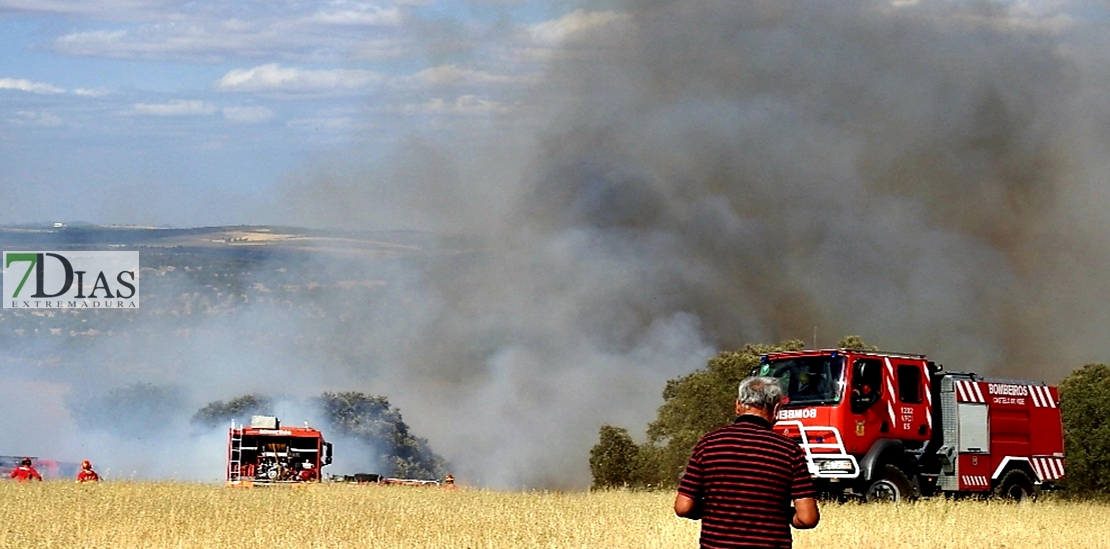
[278,0,1110,486]
[5,0,1110,489]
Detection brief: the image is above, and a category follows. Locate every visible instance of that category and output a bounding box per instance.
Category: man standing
[675,376,819,548]
[9,458,43,482]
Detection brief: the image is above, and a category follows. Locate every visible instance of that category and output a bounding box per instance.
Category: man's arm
[788,442,818,529]
[791,497,819,529]
[675,444,705,520]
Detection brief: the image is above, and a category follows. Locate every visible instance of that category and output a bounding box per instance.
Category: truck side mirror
[324,442,333,465]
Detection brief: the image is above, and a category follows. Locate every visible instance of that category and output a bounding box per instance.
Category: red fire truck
[757,349,1065,501]
[226,416,332,485]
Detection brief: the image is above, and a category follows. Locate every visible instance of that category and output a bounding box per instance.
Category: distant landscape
[0,224,478,344]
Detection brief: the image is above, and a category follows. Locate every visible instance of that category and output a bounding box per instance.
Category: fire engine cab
[757,349,1065,501]
[226,416,332,485]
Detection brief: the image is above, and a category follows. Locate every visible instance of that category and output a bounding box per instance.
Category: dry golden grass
[0,482,1106,549]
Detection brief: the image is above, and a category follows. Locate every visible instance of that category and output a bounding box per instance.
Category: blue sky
[0,0,627,227]
[2,0,1107,228]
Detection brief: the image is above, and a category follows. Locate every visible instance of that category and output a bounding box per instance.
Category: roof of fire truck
[235,425,325,437]
[760,349,1053,386]
[762,348,927,361]
[231,416,326,437]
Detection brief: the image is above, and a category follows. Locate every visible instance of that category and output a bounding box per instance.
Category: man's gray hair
[738,376,786,410]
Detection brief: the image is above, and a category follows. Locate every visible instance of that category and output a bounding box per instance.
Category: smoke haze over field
[5,0,1110,488]
[282,0,1110,486]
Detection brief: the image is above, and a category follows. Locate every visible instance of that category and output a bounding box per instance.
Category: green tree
[192,394,273,427]
[837,335,878,351]
[317,392,448,479]
[1059,363,1110,496]
[632,443,668,489]
[589,425,639,489]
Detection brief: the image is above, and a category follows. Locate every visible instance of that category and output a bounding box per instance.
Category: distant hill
[0,225,481,347]
[0,225,480,257]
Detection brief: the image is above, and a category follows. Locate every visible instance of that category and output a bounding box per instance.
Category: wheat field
[0,482,1106,549]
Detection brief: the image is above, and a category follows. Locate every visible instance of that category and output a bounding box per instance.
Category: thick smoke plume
[279,0,1110,487]
[5,0,1110,489]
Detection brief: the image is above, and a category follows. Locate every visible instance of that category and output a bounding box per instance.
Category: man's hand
[674,494,704,520]
[791,497,819,529]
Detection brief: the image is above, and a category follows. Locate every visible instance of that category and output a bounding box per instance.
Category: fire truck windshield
[759,355,846,405]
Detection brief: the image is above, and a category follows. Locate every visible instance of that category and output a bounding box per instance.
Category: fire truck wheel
[864,465,914,503]
[994,470,1037,502]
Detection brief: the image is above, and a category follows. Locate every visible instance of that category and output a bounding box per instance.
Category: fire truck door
[888,359,930,442]
[846,358,886,453]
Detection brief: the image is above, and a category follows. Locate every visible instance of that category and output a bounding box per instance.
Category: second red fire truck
[757,349,1065,501]
[226,416,332,485]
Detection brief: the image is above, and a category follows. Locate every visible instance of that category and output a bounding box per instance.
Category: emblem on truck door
[856,421,865,436]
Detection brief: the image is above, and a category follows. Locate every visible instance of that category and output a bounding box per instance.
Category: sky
[6,0,1110,488]
[1,0,1107,228]
[0,0,624,226]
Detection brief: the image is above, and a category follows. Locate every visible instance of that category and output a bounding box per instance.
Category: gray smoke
[277,0,1110,487]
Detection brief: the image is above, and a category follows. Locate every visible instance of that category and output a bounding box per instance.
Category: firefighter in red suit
[9,458,42,482]
[297,461,318,481]
[76,460,100,483]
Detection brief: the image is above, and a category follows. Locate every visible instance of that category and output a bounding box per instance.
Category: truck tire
[864,464,915,503]
[994,470,1037,502]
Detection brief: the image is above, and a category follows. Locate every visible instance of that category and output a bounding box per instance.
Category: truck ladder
[776,420,860,478]
[228,421,243,484]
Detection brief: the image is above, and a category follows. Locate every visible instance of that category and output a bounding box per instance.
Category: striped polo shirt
[678,414,816,549]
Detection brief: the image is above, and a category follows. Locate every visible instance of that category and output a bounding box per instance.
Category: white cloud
[528,9,629,46]
[401,64,532,87]
[54,26,274,62]
[220,18,252,32]
[45,4,413,63]
[0,1,165,17]
[0,78,115,97]
[308,7,403,26]
[286,116,356,131]
[128,100,217,116]
[405,95,513,116]
[7,110,64,127]
[506,8,635,64]
[0,77,65,94]
[222,105,276,124]
[348,37,408,61]
[215,64,381,93]
[54,30,129,56]
[73,87,110,97]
